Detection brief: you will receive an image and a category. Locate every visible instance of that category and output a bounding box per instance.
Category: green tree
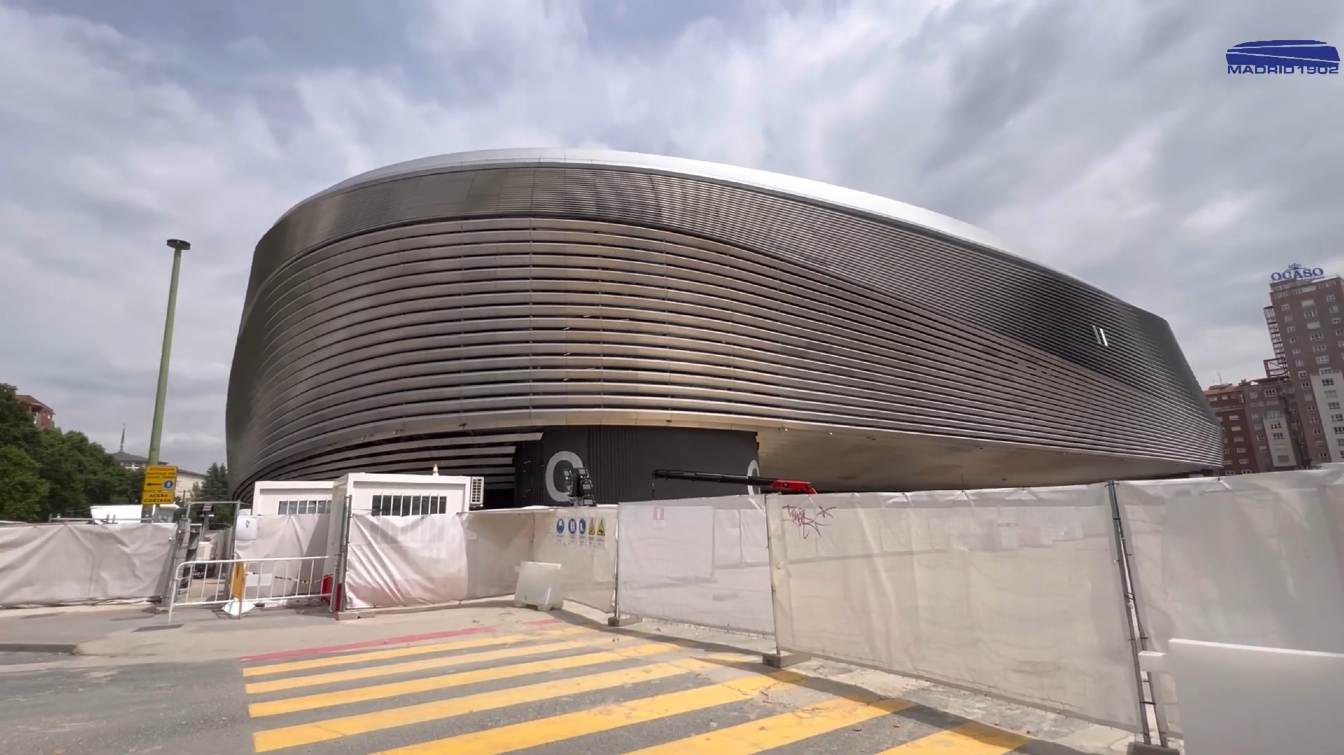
[198,462,230,500]
[0,385,127,521]
[32,430,128,519]
[196,462,234,526]
[126,466,145,504]
[0,384,39,452]
[0,445,48,521]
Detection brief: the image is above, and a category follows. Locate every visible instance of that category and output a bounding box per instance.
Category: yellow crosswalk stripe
[876,721,1029,753]
[245,638,596,694]
[629,693,915,754]
[252,654,739,752]
[241,628,583,678]
[377,669,811,754]
[249,641,681,718]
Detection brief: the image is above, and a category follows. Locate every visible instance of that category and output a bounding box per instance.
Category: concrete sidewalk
[0,599,563,666]
[0,602,330,655]
[0,603,170,653]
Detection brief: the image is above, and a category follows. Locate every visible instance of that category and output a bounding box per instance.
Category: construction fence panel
[232,514,330,562]
[767,488,1140,731]
[338,508,616,611]
[529,505,617,612]
[343,514,467,609]
[0,522,177,608]
[618,496,773,633]
[167,555,330,618]
[462,510,536,600]
[1118,468,1344,734]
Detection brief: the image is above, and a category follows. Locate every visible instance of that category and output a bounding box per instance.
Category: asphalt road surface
[1,618,1090,755]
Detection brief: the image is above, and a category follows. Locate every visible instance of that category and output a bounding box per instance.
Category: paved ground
[0,602,1142,754]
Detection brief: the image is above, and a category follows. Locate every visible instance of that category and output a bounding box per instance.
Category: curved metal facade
[227,148,1220,499]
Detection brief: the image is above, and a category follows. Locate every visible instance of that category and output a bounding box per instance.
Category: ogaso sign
[1271,264,1324,282]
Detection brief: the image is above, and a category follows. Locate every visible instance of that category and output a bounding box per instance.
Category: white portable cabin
[324,472,485,564]
[249,480,335,516]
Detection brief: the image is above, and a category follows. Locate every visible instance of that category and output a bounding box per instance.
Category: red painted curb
[240,625,495,663]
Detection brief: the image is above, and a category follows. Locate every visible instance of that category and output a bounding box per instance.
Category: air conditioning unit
[468,476,485,509]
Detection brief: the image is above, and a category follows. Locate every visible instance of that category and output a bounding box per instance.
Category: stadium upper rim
[278,147,1094,293]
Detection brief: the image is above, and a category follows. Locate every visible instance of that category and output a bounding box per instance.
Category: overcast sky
[2,0,1341,473]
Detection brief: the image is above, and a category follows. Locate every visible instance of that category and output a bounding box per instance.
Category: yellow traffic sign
[141,465,179,504]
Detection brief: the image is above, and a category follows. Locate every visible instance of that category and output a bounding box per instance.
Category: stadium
[226,149,1221,504]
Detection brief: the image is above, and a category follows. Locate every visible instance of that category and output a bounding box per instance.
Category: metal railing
[166,555,330,620]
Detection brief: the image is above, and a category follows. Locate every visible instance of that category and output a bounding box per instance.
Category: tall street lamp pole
[147,238,191,466]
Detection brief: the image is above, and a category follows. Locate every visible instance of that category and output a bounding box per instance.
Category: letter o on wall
[545,451,585,503]
[746,459,761,496]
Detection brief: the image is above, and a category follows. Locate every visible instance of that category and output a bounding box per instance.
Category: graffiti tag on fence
[782,504,834,539]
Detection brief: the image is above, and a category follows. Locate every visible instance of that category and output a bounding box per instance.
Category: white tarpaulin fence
[0,522,177,608]
[462,511,535,600]
[1119,468,1344,652]
[343,513,468,609]
[617,496,774,634]
[764,487,1141,731]
[530,506,617,612]
[338,508,615,611]
[233,514,331,561]
[1118,468,1344,734]
[6,471,1317,738]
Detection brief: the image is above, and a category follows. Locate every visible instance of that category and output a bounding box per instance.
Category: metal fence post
[166,562,180,621]
[607,504,640,627]
[158,514,190,606]
[1107,480,1160,745]
[1108,480,1170,747]
[332,494,353,614]
[761,491,805,668]
[609,507,622,622]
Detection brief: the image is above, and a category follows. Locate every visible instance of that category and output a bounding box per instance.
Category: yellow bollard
[230,562,246,601]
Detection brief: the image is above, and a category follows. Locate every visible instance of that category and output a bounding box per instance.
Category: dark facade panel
[227,149,1221,499]
[514,426,758,505]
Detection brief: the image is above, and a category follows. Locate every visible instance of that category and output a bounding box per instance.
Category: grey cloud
[2,0,1341,472]
[919,1,1079,171]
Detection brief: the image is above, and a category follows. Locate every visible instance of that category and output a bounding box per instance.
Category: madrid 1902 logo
[1227,40,1339,74]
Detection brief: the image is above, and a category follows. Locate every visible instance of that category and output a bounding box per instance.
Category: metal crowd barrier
[165,555,329,620]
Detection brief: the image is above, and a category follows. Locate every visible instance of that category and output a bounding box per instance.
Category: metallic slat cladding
[227,149,1221,497]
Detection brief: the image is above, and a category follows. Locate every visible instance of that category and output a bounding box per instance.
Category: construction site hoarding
[0,522,177,608]
[1117,468,1344,734]
[462,510,535,600]
[1119,468,1344,652]
[617,495,773,634]
[338,508,615,611]
[765,488,1140,731]
[342,513,468,609]
[232,513,331,566]
[530,505,617,612]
